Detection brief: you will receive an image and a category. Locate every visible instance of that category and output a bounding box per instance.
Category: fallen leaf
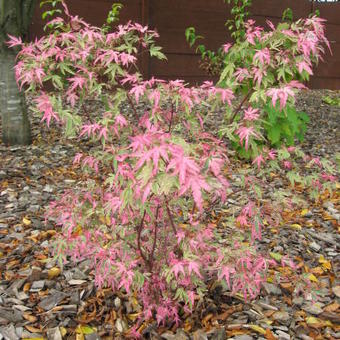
[183,319,193,332]
[60,327,67,337]
[310,267,324,275]
[202,313,213,327]
[270,252,282,262]
[76,325,95,335]
[249,325,266,335]
[324,302,339,313]
[291,223,302,230]
[306,316,319,325]
[48,267,61,279]
[308,273,318,283]
[23,282,31,292]
[265,328,277,340]
[319,255,332,271]
[69,279,87,285]
[23,312,38,323]
[22,217,31,226]
[24,325,42,333]
[305,316,332,328]
[280,282,293,291]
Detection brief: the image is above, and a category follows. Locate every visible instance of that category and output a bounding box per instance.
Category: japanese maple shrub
[186,2,331,158]
[9,1,273,329]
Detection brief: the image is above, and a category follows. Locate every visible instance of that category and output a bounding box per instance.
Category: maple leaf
[254,48,271,65]
[236,214,248,227]
[207,158,220,176]
[176,231,186,244]
[120,52,136,66]
[6,34,23,48]
[266,19,275,30]
[68,75,86,91]
[236,126,259,151]
[218,266,235,288]
[252,154,265,169]
[115,114,128,127]
[252,67,267,86]
[297,61,313,75]
[243,107,260,121]
[223,43,232,53]
[34,93,60,127]
[130,84,145,103]
[171,262,186,279]
[266,86,295,111]
[187,261,202,278]
[234,68,250,82]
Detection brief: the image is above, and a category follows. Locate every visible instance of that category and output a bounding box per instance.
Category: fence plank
[28,0,340,89]
[250,0,311,18]
[313,2,340,25]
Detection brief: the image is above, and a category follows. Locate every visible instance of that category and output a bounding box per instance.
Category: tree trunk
[0,0,36,146]
[0,49,31,145]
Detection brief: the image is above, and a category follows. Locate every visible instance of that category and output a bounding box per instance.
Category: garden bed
[0,89,339,340]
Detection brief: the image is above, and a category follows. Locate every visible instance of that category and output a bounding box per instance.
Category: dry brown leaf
[324,302,339,313]
[75,334,84,340]
[265,328,277,340]
[249,325,266,334]
[22,217,31,226]
[23,282,31,292]
[202,313,213,327]
[48,267,61,279]
[24,325,42,333]
[23,312,38,323]
[310,267,324,275]
[212,307,236,321]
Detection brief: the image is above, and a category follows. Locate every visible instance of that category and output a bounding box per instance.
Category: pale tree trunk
[0,0,36,145]
[0,50,31,145]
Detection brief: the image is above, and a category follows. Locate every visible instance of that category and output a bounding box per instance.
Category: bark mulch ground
[0,89,339,340]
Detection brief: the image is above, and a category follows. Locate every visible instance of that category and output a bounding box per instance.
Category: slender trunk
[0,49,31,145]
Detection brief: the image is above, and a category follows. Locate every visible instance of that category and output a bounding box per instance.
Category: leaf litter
[0,89,339,339]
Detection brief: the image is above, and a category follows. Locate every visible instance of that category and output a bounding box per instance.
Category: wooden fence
[29,0,340,89]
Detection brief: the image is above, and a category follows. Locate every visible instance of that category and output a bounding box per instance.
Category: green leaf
[287,171,302,186]
[149,45,167,60]
[157,174,178,195]
[133,271,145,288]
[286,106,299,133]
[137,163,153,185]
[79,326,95,335]
[219,62,235,82]
[282,8,293,22]
[51,75,63,89]
[185,27,196,46]
[267,124,281,145]
[58,63,75,76]
[270,252,283,262]
[278,149,290,160]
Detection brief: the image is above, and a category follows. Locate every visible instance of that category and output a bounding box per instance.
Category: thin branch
[167,101,175,133]
[165,198,177,235]
[137,209,148,264]
[115,232,137,251]
[191,202,196,215]
[149,205,160,271]
[228,89,252,124]
[126,93,139,119]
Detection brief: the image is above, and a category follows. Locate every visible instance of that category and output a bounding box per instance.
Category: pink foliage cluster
[9,2,337,334]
